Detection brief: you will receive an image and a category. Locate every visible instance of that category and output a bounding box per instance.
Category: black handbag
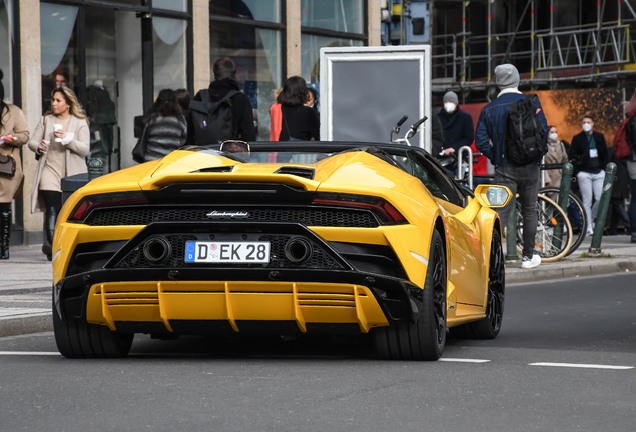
[283,116,301,141]
[132,124,149,163]
[0,147,16,177]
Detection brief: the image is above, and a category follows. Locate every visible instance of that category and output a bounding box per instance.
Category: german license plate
[184,241,270,263]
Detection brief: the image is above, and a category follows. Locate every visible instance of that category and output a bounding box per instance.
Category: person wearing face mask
[544,126,569,188]
[568,115,608,236]
[436,91,474,176]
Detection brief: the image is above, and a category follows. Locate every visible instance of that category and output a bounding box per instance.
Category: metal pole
[588,162,617,255]
[462,1,467,82]
[506,195,519,261]
[488,0,492,83]
[531,0,535,83]
[549,0,554,83]
[87,158,104,181]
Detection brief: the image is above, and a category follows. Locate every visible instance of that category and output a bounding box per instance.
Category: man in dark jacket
[436,91,474,176]
[187,57,256,145]
[568,115,608,235]
[475,64,549,269]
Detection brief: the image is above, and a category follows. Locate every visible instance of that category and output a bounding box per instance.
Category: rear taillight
[313,192,407,224]
[68,191,147,222]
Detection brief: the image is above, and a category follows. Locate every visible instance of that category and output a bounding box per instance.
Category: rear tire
[53,300,133,359]
[374,229,447,360]
[450,229,505,339]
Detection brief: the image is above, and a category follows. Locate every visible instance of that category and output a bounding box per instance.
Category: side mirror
[474,185,511,208]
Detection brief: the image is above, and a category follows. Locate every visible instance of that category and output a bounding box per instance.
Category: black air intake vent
[196,166,234,173]
[274,166,315,180]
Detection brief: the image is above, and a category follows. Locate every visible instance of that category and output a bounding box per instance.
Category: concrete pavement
[2,234,636,338]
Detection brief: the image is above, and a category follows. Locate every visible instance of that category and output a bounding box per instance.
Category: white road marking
[0,351,61,356]
[529,362,633,370]
[439,358,490,363]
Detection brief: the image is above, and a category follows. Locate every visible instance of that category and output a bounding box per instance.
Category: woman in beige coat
[545,125,570,188]
[0,80,30,259]
[28,86,89,260]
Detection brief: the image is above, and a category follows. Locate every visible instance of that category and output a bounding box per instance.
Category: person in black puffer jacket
[142,89,187,162]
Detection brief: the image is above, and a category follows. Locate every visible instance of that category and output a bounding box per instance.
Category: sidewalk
[2,235,636,338]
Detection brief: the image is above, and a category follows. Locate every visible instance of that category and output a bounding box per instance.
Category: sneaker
[521,254,541,269]
[586,228,594,236]
[631,232,636,243]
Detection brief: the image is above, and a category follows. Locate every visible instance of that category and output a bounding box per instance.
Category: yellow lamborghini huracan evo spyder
[51,142,510,360]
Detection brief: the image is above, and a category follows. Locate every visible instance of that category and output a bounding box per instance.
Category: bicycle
[538,185,587,257]
[390,115,428,146]
[515,193,573,262]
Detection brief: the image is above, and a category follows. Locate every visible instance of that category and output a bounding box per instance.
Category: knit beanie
[443,91,459,105]
[494,64,520,90]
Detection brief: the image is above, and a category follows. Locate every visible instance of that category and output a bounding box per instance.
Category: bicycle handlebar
[411,116,427,131]
[396,115,408,127]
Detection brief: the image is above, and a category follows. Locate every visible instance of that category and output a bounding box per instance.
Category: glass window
[40,2,79,110]
[301,34,363,85]
[0,0,13,103]
[210,22,282,140]
[400,150,463,206]
[210,0,281,23]
[154,0,187,13]
[301,0,364,33]
[153,17,188,97]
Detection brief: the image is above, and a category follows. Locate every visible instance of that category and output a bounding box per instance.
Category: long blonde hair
[51,86,88,120]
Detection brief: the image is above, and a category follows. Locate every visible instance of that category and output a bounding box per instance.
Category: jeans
[495,164,541,259]
[630,179,636,233]
[577,170,605,232]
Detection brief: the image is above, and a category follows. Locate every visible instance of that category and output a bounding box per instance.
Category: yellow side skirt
[86,281,389,334]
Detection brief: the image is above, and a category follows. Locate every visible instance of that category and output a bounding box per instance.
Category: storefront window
[154,0,188,13]
[210,0,281,23]
[153,17,188,97]
[301,34,363,84]
[210,22,282,140]
[301,0,364,33]
[40,2,79,110]
[0,0,13,103]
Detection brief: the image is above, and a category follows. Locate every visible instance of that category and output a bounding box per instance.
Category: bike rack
[456,145,474,189]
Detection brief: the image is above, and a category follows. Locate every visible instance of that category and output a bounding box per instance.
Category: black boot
[42,207,58,261]
[0,208,11,260]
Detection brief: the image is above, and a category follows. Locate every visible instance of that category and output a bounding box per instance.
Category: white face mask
[549,133,558,141]
[444,102,456,113]
[582,123,593,132]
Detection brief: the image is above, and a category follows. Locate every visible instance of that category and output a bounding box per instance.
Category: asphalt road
[1,273,635,432]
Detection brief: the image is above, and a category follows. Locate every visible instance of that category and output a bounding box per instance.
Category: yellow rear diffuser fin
[292,283,307,333]
[157,282,174,332]
[225,282,239,332]
[354,286,371,333]
[100,284,117,331]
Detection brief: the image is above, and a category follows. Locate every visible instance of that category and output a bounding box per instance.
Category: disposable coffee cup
[53,124,63,142]
[42,140,50,153]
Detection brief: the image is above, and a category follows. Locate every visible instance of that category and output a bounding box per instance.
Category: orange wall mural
[461,88,624,146]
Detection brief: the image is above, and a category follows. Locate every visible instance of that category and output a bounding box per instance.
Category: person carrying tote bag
[28,86,89,261]
[0,75,30,260]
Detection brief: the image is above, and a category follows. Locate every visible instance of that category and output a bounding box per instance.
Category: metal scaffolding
[432,0,636,90]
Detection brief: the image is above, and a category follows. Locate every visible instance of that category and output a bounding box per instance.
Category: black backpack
[189,89,239,145]
[503,94,548,164]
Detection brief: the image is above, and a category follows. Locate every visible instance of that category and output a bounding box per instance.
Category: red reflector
[71,199,91,220]
[382,201,405,222]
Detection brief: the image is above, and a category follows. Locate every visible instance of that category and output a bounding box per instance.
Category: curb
[0,313,53,338]
[506,258,636,283]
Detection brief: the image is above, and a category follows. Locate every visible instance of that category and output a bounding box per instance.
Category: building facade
[2,0,381,246]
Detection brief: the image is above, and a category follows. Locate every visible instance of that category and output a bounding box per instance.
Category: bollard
[87,158,104,181]
[552,162,574,249]
[505,194,519,261]
[588,162,617,256]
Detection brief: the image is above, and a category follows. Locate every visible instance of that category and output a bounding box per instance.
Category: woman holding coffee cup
[0,73,30,260]
[28,86,89,260]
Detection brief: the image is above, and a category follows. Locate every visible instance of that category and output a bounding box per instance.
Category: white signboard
[320,45,431,151]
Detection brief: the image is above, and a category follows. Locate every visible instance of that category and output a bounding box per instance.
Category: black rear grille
[84,207,378,228]
[114,234,342,269]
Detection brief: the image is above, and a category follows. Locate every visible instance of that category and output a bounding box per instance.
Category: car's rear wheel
[450,229,505,339]
[374,229,447,360]
[53,301,133,358]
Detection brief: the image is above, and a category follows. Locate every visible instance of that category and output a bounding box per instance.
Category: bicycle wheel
[539,186,587,257]
[515,194,573,262]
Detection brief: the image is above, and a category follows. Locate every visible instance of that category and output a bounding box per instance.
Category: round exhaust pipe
[284,238,313,263]
[143,237,171,263]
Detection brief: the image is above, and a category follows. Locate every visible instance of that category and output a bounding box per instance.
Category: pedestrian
[431,114,445,157]
[621,92,636,243]
[544,125,569,188]
[28,86,90,261]
[568,114,608,236]
[175,88,191,118]
[0,73,30,259]
[138,89,187,162]
[305,88,318,111]
[436,91,474,177]
[273,76,320,141]
[475,63,548,269]
[187,57,255,145]
[606,145,630,235]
